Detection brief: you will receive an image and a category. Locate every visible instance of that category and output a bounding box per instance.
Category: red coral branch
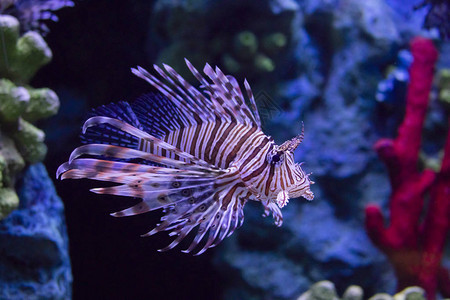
[365,37,450,300]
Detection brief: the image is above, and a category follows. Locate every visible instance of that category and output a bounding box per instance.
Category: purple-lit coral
[365,37,450,300]
[416,0,450,39]
[0,0,74,34]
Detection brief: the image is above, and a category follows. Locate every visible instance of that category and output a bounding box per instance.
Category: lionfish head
[266,125,314,208]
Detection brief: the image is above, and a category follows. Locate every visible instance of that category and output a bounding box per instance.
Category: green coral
[156,29,286,80]
[254,53,275,72]
[0,78,30,122]
[153,1,296,82]
[297,281,426,300]
[419,150,444,173]
[262,32,287,55]
[11,118,48,164]
[0,14,59,220]
[221,30,285,76]
[297,281,347,300]
[0,15,52,84]
[233,31,258,60]
[342,285,364,300]
[0,133,24,219]
[0,134,25,186]
[23,88,59,122]
[438,69,450,105]
[0,187,19,219]
[371,287,426,300]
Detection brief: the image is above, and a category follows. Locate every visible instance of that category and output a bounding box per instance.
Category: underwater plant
[365,37,450,300]
[0,14,59,219]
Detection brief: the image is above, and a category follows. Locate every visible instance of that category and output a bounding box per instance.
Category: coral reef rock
[0,163,72,299]
[212,0,442,299]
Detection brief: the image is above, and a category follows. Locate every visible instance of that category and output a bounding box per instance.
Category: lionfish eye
[269,151,284,165]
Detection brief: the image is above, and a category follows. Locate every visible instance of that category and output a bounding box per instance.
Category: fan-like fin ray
[203,63,257,127]
[162,63,212,115]
[244,79,261,127]
[181,199,223,254]
[153,64,206,119]
[131,66,198,126]
[82,116,219,170]
[68,144,216,172]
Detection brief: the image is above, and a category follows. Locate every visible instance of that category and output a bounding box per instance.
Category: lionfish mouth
[276,190,290,208]
[302,189,314,201]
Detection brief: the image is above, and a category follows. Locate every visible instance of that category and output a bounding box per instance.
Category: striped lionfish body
[57,59,314,255]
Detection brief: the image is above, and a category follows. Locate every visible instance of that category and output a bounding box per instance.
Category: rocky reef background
[0,6,72,299]
[25,0,450,299]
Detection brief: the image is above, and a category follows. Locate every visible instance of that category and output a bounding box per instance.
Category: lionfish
[57,59,314,255]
